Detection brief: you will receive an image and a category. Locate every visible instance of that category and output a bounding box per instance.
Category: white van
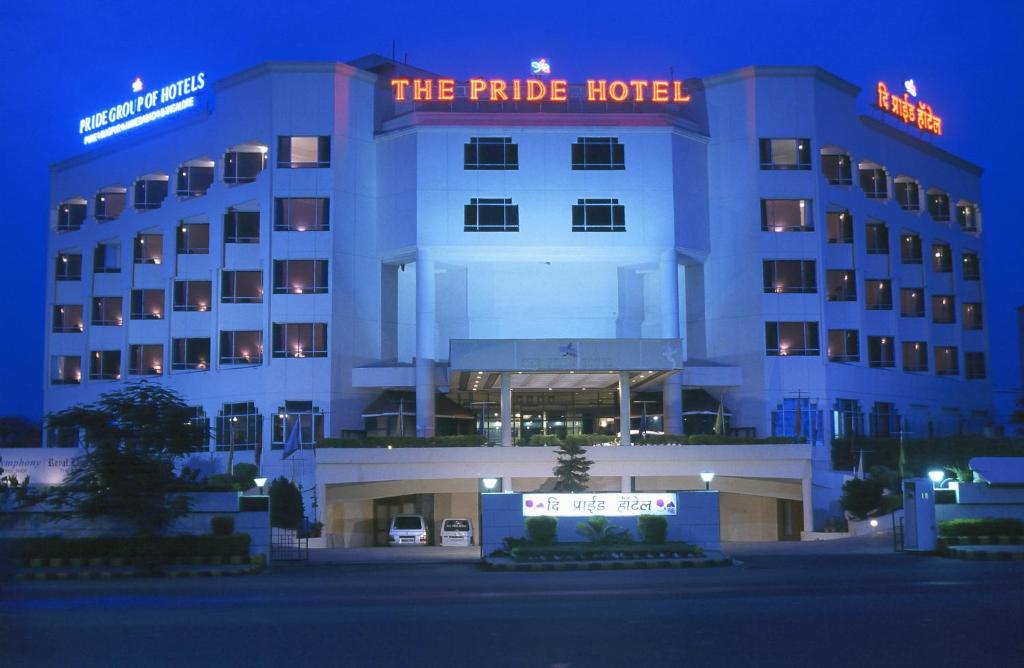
[388,514,428,546]
[439,518,473,546]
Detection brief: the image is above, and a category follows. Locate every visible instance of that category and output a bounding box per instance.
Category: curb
[482,557,734,572]
[941,547,1024,561]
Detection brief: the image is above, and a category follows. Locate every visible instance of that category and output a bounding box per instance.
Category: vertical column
[660,250,684,435]
[619,371,631,446]
[802,472,814,537]
[620,476,632,493]
[416,250,436,437]
[500,372,513,447]
[501,476,513,492]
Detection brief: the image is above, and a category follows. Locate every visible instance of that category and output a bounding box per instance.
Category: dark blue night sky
[1,0,1021,421]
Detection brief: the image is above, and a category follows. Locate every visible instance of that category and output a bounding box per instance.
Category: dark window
[935,346,958,376]
[173,280,213,312]
[464,137,519,170]
[571,137,624,170]
[895,180,920,211]
[572,199,625,232]
[962,252,980,280]
[868,336,895,368]
[864,280,892,310]
[903,341,928,372]
[223,150,267,184]
[826,210,853,244]
[225,210,260,243]
[962,302,983,330]
[172,337,211,371]
[176,164,214,197]
[859,165,888,199]
[826,270,856,302]
[133,234,163,265]
[865,222,889,254]
[832,399,864,439]
[48,426,79,447]
[221,271,263,304]
[759,138,811,170]
[130,289,164,320]
[827,330,859,362]
[177,223,210,254]
[216,402,261,451]
[94,190,126,221]
[93,241,120,273]
[957,204,979,233]
[277,136,331,168]
[128,344,163,376]
[900,288,925,318]
[273,260,329,294]
[272,323,328,358]
[272,401,325,449]
[91,297,122,326]
[932,295,955,324]
[928,192,951,221]
[274,197,329,231]
[57,201,86,232]
[763,260,816,294]
[133,178,168,210]
[932,243,952,272]
[821,153,852,185]
[56,253,82,281]
[900,234,922,264]
[765,321,820,356]
[51,355,81,384]
[464,198,519,232]
[186,407,210,451]
[89,350,120,381]
[53,305,84,333]
[220,330,263,365]
[965,352,986,379]
[761,199,812,232]
[870,402,901,437]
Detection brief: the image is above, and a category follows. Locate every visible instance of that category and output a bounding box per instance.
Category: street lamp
[700,471,715,491]
[928,470,945,488]
[254,477,267,494]
[481,478,499,492]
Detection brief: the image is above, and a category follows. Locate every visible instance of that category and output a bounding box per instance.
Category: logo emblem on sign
[132,77,144,93]
[530,58,551,75]
[904,79,917,97]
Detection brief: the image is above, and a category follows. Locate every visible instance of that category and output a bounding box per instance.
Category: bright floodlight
[928,470,944,484]
[869,519,879,528]
[482,477,499,491]
[700,471,715,491]
[254,477,268,492]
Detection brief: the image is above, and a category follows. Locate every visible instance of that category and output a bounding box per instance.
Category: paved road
[2,537,1022,667]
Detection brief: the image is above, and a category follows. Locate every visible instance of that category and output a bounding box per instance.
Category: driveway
[308,545,481,564]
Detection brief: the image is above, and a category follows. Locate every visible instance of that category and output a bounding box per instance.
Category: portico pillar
[802,472,815,536]
[502,476,513,492]
[620,476,632,493]
[660,249,684,435]
[415,250,436,437]
[619,371,631,446]
[500,372,513,447]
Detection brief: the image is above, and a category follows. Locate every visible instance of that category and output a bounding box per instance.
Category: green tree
[1011,397,1024,433]
[269,477,305,529]
[839,477,884,520]
[552,440,592,492]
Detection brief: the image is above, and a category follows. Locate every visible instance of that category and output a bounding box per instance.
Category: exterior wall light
[928,470,945,488]
[700,471,715,491]
[482,477,499,491]
[254,477,268,493]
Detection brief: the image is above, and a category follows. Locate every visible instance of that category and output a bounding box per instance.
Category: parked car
[388,514,428,546]
[439,518,473,546]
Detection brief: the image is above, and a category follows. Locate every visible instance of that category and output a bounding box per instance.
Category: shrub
[528,434,563,447]
[269,477,304,529]
[565,434,615,447]
[575,516,631,545]
[525,516,558,546]
[210,516,235,536]
[7,534,250,562]
[878,493,903,515]
[317,435,486,448]
[232,463,258,490]
[839,478,884,520]
[638,515,668,544]
[938,518,1024,537]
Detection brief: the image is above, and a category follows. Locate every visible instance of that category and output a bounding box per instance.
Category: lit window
[821,150,852,185]
[864,280,892,310]
[128,344,163,376]
[902,341,928,372]
[177,222,210,254]
[186,407,210,451]
[272,323,328,358]
[572,199,624,232]
[225,209,260,243]
[273,260,329,294]
[826,210,853,244]
[53,305,84,333]
[95,187,126,221]
[221,271,263,304]
[900,234,922,264]
[571,137,623,170]
[55,253,82,281]
[962,302,983,330]
[216,402,261,451]
[832,399,863,438]
[826,270,856,302]
[223,144,267,184]
[89,350,121,381]
[465,198,519,232]
[272,401,325,449]
[278,136,331,168]
[91,297,123,326]
[932,295,956,324]
[962,252,981,280]
[859,162,888,199]
[894,177,921,211]
[934,346,958,376]
[759,138,811,170]
[928,190,951,222]
[827,330,859,362]
[176,160,215,197]
[172,338,211,371]
[865,222,889,254]
[868,336,895,368]
[932,243,952,273]
[957,202,979,233]
[130,289,164,320]
[57,199,86,232]
[133,174,169,210]
[274,198,329,232]
[220,330,263,365]
[763,260,816,294]
[173,280,213,312]
[133,233,163,265]
[900,288,925,318]
[51,355,81,385]
[761,199,812,232]
[765,321,819,356]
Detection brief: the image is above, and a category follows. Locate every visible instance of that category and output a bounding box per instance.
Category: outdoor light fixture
[482,477,499,491]
[869,519,879,528]
[700,471,715,491]
[928,470,945,487]
[254,477,267,493]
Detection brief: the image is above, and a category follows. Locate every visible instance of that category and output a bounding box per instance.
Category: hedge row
[318,434,796,448]
[938,518,1024,537]
[4,534,251,560]
[510,542,704,560]
[318,435,486,448]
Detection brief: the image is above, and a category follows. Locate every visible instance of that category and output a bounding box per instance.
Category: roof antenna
[404,52,408,64]
[391,40,396,62]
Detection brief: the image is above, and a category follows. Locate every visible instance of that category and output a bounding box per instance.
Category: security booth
[902,478,937,552]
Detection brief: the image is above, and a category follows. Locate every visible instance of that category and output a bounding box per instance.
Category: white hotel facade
[42,56,991,544]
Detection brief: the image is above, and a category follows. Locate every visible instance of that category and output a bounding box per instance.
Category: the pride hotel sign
[391,78,691,104]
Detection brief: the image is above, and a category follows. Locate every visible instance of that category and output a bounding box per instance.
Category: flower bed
[506,542,703,562]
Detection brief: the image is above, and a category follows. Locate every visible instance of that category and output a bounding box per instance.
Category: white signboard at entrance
[522,493,677,517]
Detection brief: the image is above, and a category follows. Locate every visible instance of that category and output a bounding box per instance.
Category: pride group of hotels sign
[78,72,207,145]
[522,493,678,517]
[390,77,691,104]
[876,80,943,136]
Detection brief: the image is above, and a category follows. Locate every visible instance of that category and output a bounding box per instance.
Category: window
[864,280,892,310]
[173,280,212,312]
[965,352,986,380]
[826,270,856,301]
[128,344,163,375]
[826,210,853,244]
[274,197,329,231]
[93,241,120,273]
[759,138,811,170]
[172,338,211,371]
[771,398,821,442]
[223,146,267,184]
[134,233,163,265]
[932,243,952,272]
[277,136,331,168]
[963,302,983,330]
[572,199,625,232]
[865,222,889,254]
[832,399,863,439]
[130,289,164,320]
[868,336,895,368]
[186,407,210,451]
[827,330,859,362]
[95,188,126,221]
[962,252,980,280]
[957,203,979,233]
[220,330,263,365]
[221,271,263,303]
[765,321,819,356]
[821,151,852,185]
[464,198,519,232]
[870,402,900,437]
[894,178,921,211]
[55,253,82,281]
[464,137,519,170]
[133,175,168,210]
[571,137,623,170]
[53,305,83,333]
[928,191,951,221]
[900,234,922,264]
[57,199,86,232]
[935,346,958,376]
[932,295,955,324]
[48,425,79,448]
[225,210,260,243]
[273,260,329,294]
[51,355,81,384]
[903,341,928,372]
[900,288,925,317]
[859,163,888,199]
[89,350,120,381]
[176,161,215,197]
[761,199,812,232]
[272,323,328,358]
[763,260,816,294]
[91,297,123,326]
[272,401,325,449]
[177,223,210,254]
[216,402,261,451]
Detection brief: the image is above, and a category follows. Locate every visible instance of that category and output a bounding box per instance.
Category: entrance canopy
[449,338,684,373]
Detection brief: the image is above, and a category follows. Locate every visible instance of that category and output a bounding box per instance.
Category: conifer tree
[552,439,592,492]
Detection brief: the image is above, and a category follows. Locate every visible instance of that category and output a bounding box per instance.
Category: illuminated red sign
[876,81,942,136]
[390,78,691,104]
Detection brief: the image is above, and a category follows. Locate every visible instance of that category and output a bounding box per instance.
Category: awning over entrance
[449,338,684,372]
